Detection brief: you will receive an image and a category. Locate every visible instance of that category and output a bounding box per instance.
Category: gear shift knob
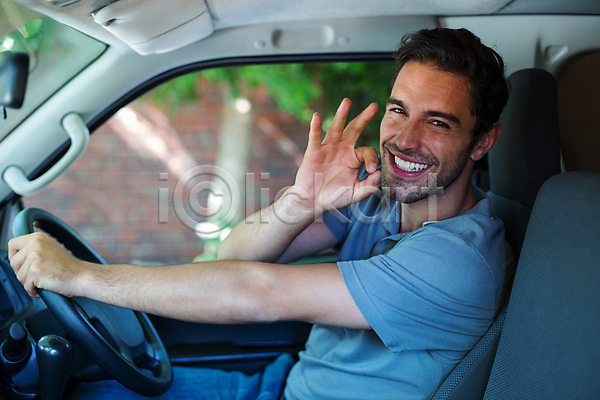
[36,335,74,400]
[2,323,29,362]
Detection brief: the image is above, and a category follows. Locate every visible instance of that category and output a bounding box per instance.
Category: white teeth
[394,156,429,172]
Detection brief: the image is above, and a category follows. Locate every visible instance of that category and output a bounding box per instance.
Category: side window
[23,62,393,265]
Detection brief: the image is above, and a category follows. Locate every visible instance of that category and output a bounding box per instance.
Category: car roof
[7,0,600,54]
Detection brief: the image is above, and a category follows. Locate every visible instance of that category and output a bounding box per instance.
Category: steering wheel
[12,208,172,397]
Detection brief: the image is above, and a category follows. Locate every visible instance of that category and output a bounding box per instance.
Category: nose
[395,119,422,151]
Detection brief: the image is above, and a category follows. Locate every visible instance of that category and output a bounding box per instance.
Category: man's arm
[8,232,370,329]
[218,200,338,264]
[8,98,381,330]
[219,98,380,263]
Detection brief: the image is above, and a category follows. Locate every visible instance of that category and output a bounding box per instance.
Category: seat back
[431,305,507,400]
[431,68,561,400]
[483,171,600,399]
[488,68,561,257]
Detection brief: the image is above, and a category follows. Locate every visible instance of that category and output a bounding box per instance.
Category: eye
[388,107,406,115]
[431,120,450,129]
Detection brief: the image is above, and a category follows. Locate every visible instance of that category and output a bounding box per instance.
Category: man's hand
[8,232,87,298]
[220,98,380,263]
[286,98,381,217]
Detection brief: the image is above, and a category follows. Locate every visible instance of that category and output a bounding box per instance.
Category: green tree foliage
[149,61,395,149]
[316,62,395,148]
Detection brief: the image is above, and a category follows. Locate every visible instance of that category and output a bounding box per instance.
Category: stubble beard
[380,146,472,204]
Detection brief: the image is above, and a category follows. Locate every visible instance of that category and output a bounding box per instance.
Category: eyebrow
[386,97,462,129]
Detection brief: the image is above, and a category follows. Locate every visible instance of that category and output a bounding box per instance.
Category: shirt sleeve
[321,206,352,243]
[338,231,498,353]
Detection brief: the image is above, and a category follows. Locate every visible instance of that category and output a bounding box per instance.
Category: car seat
[483,171,600,399]
[431,68,561,400]
[487,68,562,258]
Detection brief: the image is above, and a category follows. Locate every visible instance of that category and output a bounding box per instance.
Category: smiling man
[380,61,490,230]
[9,28,514,399]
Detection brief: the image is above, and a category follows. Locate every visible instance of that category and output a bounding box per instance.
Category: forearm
[78,259,368,329]
[80,260,279,324]
[218,188,317,263]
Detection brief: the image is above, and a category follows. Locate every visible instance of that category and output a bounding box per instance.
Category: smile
[394,156,430,172]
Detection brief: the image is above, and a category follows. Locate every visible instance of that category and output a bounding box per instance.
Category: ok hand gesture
[288,98,381,216]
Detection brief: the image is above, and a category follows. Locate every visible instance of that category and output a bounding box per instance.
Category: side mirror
[0,52,29,117]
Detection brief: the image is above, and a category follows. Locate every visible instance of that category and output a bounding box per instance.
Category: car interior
[0,0,599,399]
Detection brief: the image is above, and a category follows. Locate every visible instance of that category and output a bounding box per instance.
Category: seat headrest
[487,68,561,256]
[489,68,561,207]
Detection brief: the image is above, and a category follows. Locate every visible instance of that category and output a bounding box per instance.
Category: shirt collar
[381,184,488,235]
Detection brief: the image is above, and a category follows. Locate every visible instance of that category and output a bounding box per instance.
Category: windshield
[0,17,107,139]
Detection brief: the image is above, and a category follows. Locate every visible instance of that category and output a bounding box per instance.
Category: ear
[470,122,501,161]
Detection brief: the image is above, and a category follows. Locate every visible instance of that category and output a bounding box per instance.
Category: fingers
[9,243,26,276]
[17,256,39,298]
[8,235,28,260]
[12,247,40,298]
[322,98,352,144]
[307,112,323,150]
[355,147,381,193]
[8,233,48,298]
[354,146,381,200]
[320,99,379,146]
[342,102,379,144]
[355,146,380,174]
[352,146,381,203]
[8,234,36,275]
[363,170,381,188]
[352,171,381,204]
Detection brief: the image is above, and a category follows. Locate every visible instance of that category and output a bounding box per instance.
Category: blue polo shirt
[284,187,514,400]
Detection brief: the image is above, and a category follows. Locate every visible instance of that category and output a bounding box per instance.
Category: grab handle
[3,113,90,196]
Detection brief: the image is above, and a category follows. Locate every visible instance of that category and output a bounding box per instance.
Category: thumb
[353,171,381,202]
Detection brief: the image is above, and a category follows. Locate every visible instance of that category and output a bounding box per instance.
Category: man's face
[380,61,478,203]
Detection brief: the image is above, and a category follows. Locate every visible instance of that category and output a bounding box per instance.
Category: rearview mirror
[0,52,29,111]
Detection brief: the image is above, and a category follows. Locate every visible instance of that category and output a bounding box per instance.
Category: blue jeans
[66,353,295,400]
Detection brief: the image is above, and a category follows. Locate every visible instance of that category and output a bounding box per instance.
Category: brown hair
[393,28,510,142]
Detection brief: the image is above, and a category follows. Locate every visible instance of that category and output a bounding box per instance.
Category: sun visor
[91,0,213,55]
